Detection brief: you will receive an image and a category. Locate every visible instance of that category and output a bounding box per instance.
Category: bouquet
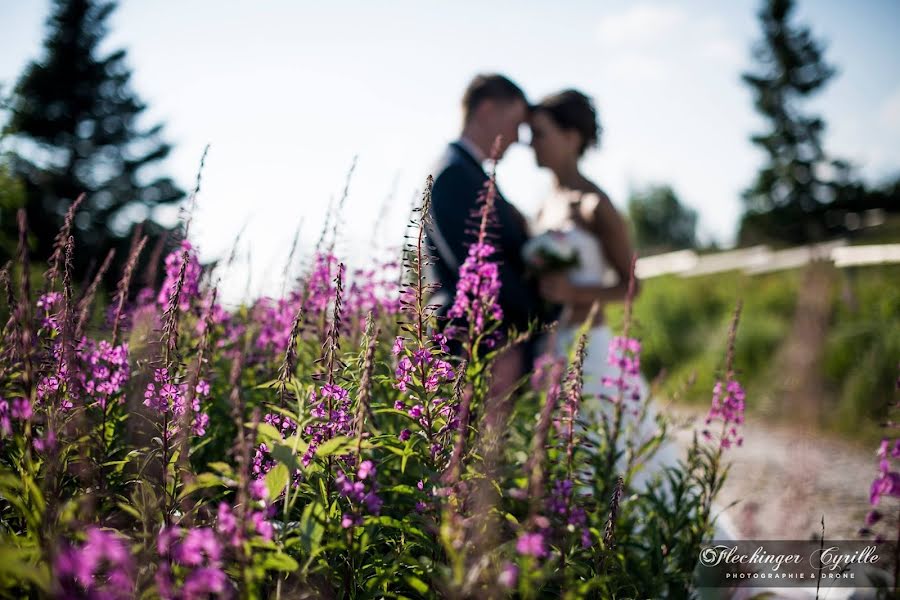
[522,229,580,274]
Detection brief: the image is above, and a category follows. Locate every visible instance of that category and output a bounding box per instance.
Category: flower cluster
[702,378,746,449]
[0,396,32,437]
[53,527,135,599]
[547,479,591,549]
[143,368,211,436]
[156,526,230,599]
[393,339,455,395]
[302,383,352,466]
[157,240,202,312]
[305,251,338,317]
[216,498,274,547]
[37,291,62,334]
[392,336,458,457]
[867,439,900,527]
[252,412,298,479]
[336,459,383,528]
[516,530,548,559]
[344,262,402,322]
[448,242,503,336]
[75,337,130,408]
[601,336,643,404]
[254,294,302,354]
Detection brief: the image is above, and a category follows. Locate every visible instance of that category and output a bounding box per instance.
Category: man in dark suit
[425,73,544,381]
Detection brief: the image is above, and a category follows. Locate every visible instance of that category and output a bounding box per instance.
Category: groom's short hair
[462,74,527,122]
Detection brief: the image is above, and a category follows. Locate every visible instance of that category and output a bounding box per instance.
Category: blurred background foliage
[607,261,900,448]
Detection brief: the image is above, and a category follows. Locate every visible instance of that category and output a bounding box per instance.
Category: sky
[1,0,899,303]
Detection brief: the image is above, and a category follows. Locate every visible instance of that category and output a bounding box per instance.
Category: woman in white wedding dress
[528,90,738,544]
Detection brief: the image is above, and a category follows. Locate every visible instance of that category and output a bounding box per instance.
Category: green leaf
[253,423,284,444]
[315,436,354,457]
[180,472,223,498]
[260,551,299,572]
[207,462,235,478]
[117,502,142,521]
[270,443,301,471]
[265,464,290,500]
[405,575,430,594]
[297,502,325,556]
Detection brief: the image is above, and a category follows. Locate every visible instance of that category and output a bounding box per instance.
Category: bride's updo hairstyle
[532,90,601,156]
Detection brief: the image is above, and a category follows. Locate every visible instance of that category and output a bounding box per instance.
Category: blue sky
[2,0,899,302]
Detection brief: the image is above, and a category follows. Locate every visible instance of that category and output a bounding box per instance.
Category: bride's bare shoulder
[576,183,614,221]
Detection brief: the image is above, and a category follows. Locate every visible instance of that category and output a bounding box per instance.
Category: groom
[425,73,544,381]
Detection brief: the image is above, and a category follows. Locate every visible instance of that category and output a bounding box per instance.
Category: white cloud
[597,4,686,47]
[595,4,743,85]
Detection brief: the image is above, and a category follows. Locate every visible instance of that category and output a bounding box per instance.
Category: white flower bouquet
[522,230,580,273]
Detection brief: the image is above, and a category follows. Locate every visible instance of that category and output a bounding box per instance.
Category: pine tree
[2,0,184,280]
[739,0,836,244]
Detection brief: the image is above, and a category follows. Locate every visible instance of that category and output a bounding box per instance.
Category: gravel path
[668,407,884,541]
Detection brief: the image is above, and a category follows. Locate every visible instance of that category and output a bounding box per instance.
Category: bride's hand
[538,272,574,304]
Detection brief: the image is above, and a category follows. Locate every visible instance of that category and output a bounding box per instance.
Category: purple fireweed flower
[157,240,202,311]
[601,335,643,404]
[157,526,182,556]
[547,479,592,548]
[33,429,57,452]
[448,242,503,336]
[335,464,382,528]
[304,251,338,316]
[142,370,210,438]
[156,525,232,600]
[216,503,241,547]
[391,339,457,452]
[302,383,353,466]
[357,459,374,480]
[498,562,519,588]
[36,291,62,334]
[343,261,402,324]
[74,337,130,409]
[53,527,134,599]
[250,510,274,541]
[399,428,411,442]
[516,531,548,558]
[176,528,221,566]
[249,478,269,501]
[0,397,31,437]
[870,439,900,507]
[870,472,900,506]
[253,293,302,354]
[252,413,298,480]
[432,332,450,353]
[182,567,229,598]
[702,379,746,449]
[394,356,413,392]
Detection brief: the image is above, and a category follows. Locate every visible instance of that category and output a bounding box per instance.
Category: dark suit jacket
[424,141,543,338]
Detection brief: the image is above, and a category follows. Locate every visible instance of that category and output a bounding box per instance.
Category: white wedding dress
[533,196,738,545]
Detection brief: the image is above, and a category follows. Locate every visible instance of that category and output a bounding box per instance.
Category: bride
[529,89,675,487]
[527,90,737,541]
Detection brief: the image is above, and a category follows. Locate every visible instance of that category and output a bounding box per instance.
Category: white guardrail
[634,240,900,279]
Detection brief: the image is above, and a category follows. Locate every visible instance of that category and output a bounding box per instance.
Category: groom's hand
[538,272,573,304]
